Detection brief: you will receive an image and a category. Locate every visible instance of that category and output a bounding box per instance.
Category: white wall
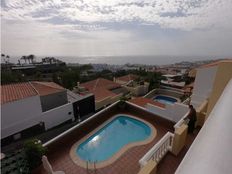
[41,103,74,130]
[1,96,75,139]
[1,96,42,138]
[145,102,189,122]
[175,79,232,174]
[191,66,218,108]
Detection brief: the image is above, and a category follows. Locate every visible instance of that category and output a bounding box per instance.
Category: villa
[73,78,128,110]
[160,74,186,89]
[129,84,189,123]
[1,81,95,146]
[114,74,139,85]
[114,74,149,96]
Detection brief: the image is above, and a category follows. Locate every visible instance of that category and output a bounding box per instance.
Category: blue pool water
[76,116,151,162]
[154,95,177,104]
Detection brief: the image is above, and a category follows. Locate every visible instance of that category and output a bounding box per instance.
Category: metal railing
[86,160,97,173]
[139,132,174,167]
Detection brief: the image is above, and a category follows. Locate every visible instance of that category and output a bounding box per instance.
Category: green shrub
[24,139,47,170]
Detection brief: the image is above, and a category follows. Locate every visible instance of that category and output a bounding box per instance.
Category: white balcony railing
[139,132,174,167]
[174,111,189,131]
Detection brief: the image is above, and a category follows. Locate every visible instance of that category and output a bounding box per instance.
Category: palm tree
[28,54,35,64]
[1,54,6,63]
[21,56,27,64]
[6,55,10,64]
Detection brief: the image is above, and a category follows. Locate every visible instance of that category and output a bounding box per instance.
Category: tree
[148,77,155,91]
[79,64,93,71]
[59,68,80,89]
[24,139,47,170]
[28,54,35,64]
[1,53,7,64]
[1,71,26,84]
[52,73,62,85]
[148,72,164,91]
[21,56,27,63]
[6,55,10,64]
[115,70,127,77]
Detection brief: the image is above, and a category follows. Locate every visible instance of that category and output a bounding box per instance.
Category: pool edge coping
[69,114,157,169]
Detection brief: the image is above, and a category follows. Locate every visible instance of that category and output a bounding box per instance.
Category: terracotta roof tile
[116,74,139,83]
[1,82,37,104]
[31,81,65,96]
[1,81,66,104]
[80,78,121,101]
[81,78,120,90]
[91,88,117,101]
[129,97,165,108]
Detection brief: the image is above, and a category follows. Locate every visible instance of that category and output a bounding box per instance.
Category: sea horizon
[4,55,228,66]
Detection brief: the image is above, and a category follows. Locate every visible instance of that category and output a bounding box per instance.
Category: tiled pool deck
[33,103,198,174]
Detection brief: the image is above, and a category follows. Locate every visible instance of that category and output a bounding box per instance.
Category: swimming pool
[75,115,152,163]
[154,95,177,104]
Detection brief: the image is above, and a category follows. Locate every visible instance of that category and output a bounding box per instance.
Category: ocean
[6,55,216,65]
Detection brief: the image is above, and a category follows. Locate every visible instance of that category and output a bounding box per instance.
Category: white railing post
[139,132,174,167]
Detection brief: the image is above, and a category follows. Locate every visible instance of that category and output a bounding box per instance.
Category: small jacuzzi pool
[75,115,152,163]
[154,95,177,104]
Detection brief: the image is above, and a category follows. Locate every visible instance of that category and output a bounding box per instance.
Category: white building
[1,81,95,142]
[176,78,232,174]
[190,65,217,108]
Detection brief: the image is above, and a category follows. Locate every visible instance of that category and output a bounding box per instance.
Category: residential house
[1,81,94,145]
[114,74,149,96]
[73,78,128,110]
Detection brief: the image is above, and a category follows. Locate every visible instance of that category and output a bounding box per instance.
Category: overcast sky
[1,0,232,59]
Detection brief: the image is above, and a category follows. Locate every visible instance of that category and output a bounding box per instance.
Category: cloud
[1,0,232,30]
[1,0,232,58]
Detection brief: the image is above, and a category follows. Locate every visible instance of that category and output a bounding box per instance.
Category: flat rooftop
[33,101,200,174]
[33,102,175,174]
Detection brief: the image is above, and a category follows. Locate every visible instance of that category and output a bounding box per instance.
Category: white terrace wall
[145,102,189,122]
[41,103,75,130]
[125,83,149,96]
[1,96,43,139]
[95,94,122,110]
[191,66,218,108]
[2,96,75,138]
